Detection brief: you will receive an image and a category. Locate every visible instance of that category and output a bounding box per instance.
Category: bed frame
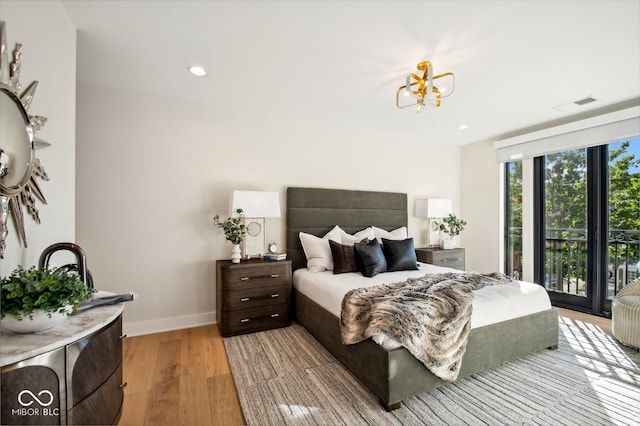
[286,187,559,410]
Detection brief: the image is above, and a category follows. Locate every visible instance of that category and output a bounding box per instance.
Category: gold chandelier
[396,60,455,113]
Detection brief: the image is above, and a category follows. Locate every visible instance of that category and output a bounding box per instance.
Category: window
[505,161,523,279]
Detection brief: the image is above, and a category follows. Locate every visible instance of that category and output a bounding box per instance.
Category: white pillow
[338,226,375,245]
[299,226,342,272]
[372,226,408,244]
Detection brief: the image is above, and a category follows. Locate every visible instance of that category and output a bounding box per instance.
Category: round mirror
[0,86,34,196]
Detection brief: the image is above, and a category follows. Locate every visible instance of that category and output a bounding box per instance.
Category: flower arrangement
[213,208,246,245]
[1,266,93,320]
[439,213,467,238]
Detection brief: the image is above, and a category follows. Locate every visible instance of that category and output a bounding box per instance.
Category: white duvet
[293,263,552,349]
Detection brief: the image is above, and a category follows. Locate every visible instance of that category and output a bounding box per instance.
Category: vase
[231,244,241,263]
[0,307,71,333]
[441,239,456,250]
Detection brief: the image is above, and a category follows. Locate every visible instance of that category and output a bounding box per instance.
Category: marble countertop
[0,301,124,367]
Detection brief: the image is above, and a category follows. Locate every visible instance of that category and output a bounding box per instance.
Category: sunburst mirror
[0,20,49,259]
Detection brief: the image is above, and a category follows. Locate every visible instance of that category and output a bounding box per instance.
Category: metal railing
[507,227,639,299]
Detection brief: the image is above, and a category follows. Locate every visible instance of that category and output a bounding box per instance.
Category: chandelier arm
[433,72,455,97]
[431,87,442,107]
[405,73,427,100]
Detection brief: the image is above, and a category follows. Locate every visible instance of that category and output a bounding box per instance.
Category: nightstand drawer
[219,263,291,289]
[416,248,465,270]
[216,259,293,337]
[220,303,290,336]
[221,283,291,311]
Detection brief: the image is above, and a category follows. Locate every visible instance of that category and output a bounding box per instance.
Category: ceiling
[61,0,640,146]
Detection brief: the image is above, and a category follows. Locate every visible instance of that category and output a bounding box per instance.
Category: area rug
[224,319,640,425]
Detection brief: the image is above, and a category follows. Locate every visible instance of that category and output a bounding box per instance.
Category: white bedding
[293,263,552,349]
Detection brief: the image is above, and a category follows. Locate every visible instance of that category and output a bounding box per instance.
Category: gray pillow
[354,239,387,277]
[382,238,418,271]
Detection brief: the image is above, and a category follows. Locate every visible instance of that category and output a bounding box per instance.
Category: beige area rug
[224,320,640,425]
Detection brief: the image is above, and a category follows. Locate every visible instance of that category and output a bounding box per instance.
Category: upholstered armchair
[612,278,640,350]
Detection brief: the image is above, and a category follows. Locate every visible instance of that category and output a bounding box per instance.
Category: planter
[441,239,456,250]
[231,244,242,263]
[0,306,72,333]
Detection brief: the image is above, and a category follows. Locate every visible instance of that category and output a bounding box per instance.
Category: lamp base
[427,218,442,247]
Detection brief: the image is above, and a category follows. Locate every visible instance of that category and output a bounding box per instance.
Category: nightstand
[216,259,292,337]
[415,247,465,270]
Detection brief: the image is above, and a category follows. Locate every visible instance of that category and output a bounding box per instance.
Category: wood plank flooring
[119,325,244,425]
[118,309,611,425]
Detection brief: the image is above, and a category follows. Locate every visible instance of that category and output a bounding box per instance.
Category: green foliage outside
[1,266,93,320]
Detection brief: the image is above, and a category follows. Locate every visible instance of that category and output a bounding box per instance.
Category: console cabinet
[1,307,125,425]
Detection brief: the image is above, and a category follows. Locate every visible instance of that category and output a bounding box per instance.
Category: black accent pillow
[329,240,359,274]
[354,238,387,277]
[382,238,418,271]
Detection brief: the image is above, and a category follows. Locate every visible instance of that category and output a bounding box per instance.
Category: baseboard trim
[123,311,216,337]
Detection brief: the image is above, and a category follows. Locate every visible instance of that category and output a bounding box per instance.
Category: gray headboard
[286,187,408,270]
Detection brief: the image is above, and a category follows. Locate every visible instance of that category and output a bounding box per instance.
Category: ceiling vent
[573,96,597,106]
[553,96,598,111]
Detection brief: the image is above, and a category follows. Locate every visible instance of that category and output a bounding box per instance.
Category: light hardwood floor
[118,308,611,425]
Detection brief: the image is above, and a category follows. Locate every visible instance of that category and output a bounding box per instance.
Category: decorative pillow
[338,226,376,245]
[372,226,408,244]
[329,239,369,274]
[299,226,341,272]
[382,238,418,272]
[354,238,387,277]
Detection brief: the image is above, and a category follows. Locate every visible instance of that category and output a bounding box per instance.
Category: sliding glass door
[606,139,640,312]
[531,138,639,316]
[536,147,593,310]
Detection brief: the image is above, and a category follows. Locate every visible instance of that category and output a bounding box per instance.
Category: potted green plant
[213,208,246,263]
[1,266,93,333]
[439,213,467,249]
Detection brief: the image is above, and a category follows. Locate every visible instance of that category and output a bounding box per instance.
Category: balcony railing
[507,227,639,299]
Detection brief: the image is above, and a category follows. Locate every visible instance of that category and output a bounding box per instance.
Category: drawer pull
[120,382,128,389]
[271,274,279,278]
[240,297,250,302]
[240,277,250,281]
[271,294,280,298]
[240,318,250,323]
[119,334,127,340]
[441,258,460,262]
[270,313,280,318]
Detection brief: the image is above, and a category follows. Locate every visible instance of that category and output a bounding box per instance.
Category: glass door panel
[607,138,640,310]
[542,148,591,308]
[505,161,523,279]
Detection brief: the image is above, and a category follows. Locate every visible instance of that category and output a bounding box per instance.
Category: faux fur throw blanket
[340,271,512,381]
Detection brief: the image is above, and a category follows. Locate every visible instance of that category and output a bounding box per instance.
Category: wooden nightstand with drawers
[216,259,292,337]
[415,247,465,271]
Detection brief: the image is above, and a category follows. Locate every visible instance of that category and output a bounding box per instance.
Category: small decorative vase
[231,244,241,263]
[441,239,456,250]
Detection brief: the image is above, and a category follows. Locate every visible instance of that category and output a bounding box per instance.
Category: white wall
[460,140,503,273]
[75,84,461,335]
[0,1,76,274]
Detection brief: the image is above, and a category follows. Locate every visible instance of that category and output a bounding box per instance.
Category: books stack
[262,252,287,261]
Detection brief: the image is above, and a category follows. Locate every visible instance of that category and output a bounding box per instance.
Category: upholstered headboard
[286,187,408,270]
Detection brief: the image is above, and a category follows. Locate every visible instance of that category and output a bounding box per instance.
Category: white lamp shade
[231,190,281,218]
[415,198,452,218]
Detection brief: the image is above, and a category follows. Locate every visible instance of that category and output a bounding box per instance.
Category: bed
[286,186,559,411]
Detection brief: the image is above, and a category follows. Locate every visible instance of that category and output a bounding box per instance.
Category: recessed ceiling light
[457,124,469,130]
[188,65,207,77]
